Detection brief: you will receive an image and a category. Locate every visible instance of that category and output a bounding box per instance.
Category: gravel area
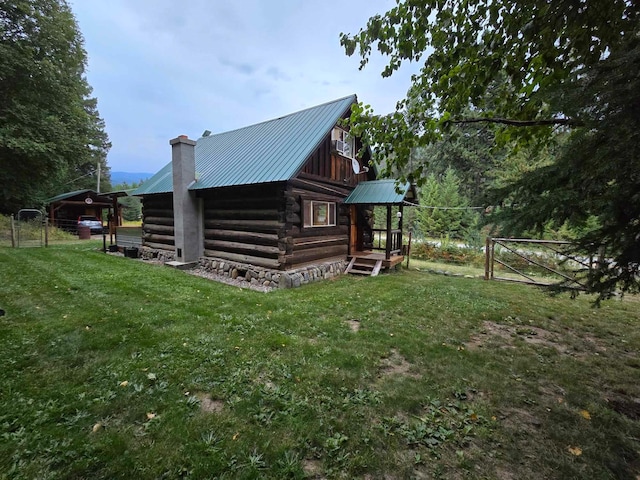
[107,251,284,292]
[108,253,275,292]
[186,266,275,293]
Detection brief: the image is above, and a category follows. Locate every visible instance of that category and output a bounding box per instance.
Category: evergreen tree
[0,0,110,213]
[413,122,503,208]
[112,181,142,222]
[415,169,477,239]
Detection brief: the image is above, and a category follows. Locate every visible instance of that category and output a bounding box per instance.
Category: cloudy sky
[71,1,419,174]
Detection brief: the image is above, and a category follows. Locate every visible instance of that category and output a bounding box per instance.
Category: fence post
[44,216,49,247]
[484,237,491,280]
[10,214,16,248]
[490,240,495,279]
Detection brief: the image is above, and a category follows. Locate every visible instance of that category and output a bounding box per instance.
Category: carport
[46,189,122,232]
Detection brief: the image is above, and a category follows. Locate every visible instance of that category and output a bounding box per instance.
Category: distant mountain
[110,171,154,186]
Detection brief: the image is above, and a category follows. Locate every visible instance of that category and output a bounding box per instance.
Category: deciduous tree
[341,0,639,298]
[0,0,110,213]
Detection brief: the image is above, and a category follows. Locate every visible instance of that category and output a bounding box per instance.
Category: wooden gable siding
[301,135,364,188]
[201,183,289,269]
[142,193,175,251]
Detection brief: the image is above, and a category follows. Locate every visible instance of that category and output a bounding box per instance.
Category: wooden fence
[484,237,596,290]
[115,226,143,249]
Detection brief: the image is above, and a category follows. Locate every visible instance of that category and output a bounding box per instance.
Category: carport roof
[46,189,94,203]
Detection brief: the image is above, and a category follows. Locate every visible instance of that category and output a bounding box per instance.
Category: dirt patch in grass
[605,391,640,420]
[465,321,515,350]
[302,459,324,478]
[501,407,543,431]
[466,321,565,353]
[538,383,567,404]
[347,319,361,332]
[379,349,421,379]
[467,321,632,362]
[494,468,517,480]
[196,393,224,413]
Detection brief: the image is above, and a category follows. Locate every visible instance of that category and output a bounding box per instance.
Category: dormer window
[331,127,355,159]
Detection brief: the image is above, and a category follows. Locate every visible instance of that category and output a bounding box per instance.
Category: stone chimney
[170,135,201,263]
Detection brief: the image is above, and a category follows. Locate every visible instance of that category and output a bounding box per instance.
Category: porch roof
[343,179,414,205]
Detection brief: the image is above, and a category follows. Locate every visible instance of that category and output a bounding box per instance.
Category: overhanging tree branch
[445,117,583,127]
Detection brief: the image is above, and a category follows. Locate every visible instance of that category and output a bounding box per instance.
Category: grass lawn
[1,243,639,479]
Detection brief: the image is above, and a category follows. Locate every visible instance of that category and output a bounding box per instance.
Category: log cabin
[133,95,416,287]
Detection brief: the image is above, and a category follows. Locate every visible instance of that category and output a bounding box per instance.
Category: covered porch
[343,180,417,276]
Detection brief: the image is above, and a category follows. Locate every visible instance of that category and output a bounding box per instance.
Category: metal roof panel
[46,189,93,203]
[343,180,410,205]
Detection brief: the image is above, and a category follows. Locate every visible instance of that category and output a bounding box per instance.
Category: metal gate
[484,237,591,290]
[15,209,48,248]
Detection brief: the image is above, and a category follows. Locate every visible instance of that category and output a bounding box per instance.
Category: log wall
[283,177,352,269]
[141,194,175,251]
[201,183,287,269]
[199,178,355,270]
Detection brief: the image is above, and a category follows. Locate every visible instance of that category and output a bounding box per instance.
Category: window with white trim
[303,200,337,228]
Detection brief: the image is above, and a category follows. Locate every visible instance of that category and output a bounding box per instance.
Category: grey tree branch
[445,117,583,127]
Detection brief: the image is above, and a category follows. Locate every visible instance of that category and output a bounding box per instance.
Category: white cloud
[71,0,418,173]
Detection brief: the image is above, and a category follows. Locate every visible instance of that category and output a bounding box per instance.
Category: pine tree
[415,169,477,239]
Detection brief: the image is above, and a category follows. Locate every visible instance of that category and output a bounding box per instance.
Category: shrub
[410,241,485,267]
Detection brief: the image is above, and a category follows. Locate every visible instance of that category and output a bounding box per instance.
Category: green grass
[1,243,639,479]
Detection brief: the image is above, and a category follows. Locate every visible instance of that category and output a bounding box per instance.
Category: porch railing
[371,228,402,259]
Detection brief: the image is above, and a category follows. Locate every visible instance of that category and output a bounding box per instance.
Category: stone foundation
[141,247,175,263]
[141,247,347,289]
[197,256,347,289]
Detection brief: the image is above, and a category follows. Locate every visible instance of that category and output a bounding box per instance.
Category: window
[332,128,355,159]
[303,200,336,227]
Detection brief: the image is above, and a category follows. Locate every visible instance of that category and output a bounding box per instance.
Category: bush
[410,240,485,267]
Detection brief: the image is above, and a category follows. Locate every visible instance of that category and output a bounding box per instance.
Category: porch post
[386,204,392,260]
[349,205,358,255]
[398,203,404,251]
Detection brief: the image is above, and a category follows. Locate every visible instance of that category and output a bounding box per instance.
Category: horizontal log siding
[284,178,352,268]
[202,183,287,268]
[141,194,175,250]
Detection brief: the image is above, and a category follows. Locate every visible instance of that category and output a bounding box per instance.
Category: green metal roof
[133,95,357,195]
[46,189,94,203]
[343,180,410,205]
[46,189,119,206]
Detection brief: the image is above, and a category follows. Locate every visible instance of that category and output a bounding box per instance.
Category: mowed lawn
[1,243,639,479]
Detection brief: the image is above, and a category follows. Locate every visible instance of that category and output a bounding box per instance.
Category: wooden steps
[345,257,383,277]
